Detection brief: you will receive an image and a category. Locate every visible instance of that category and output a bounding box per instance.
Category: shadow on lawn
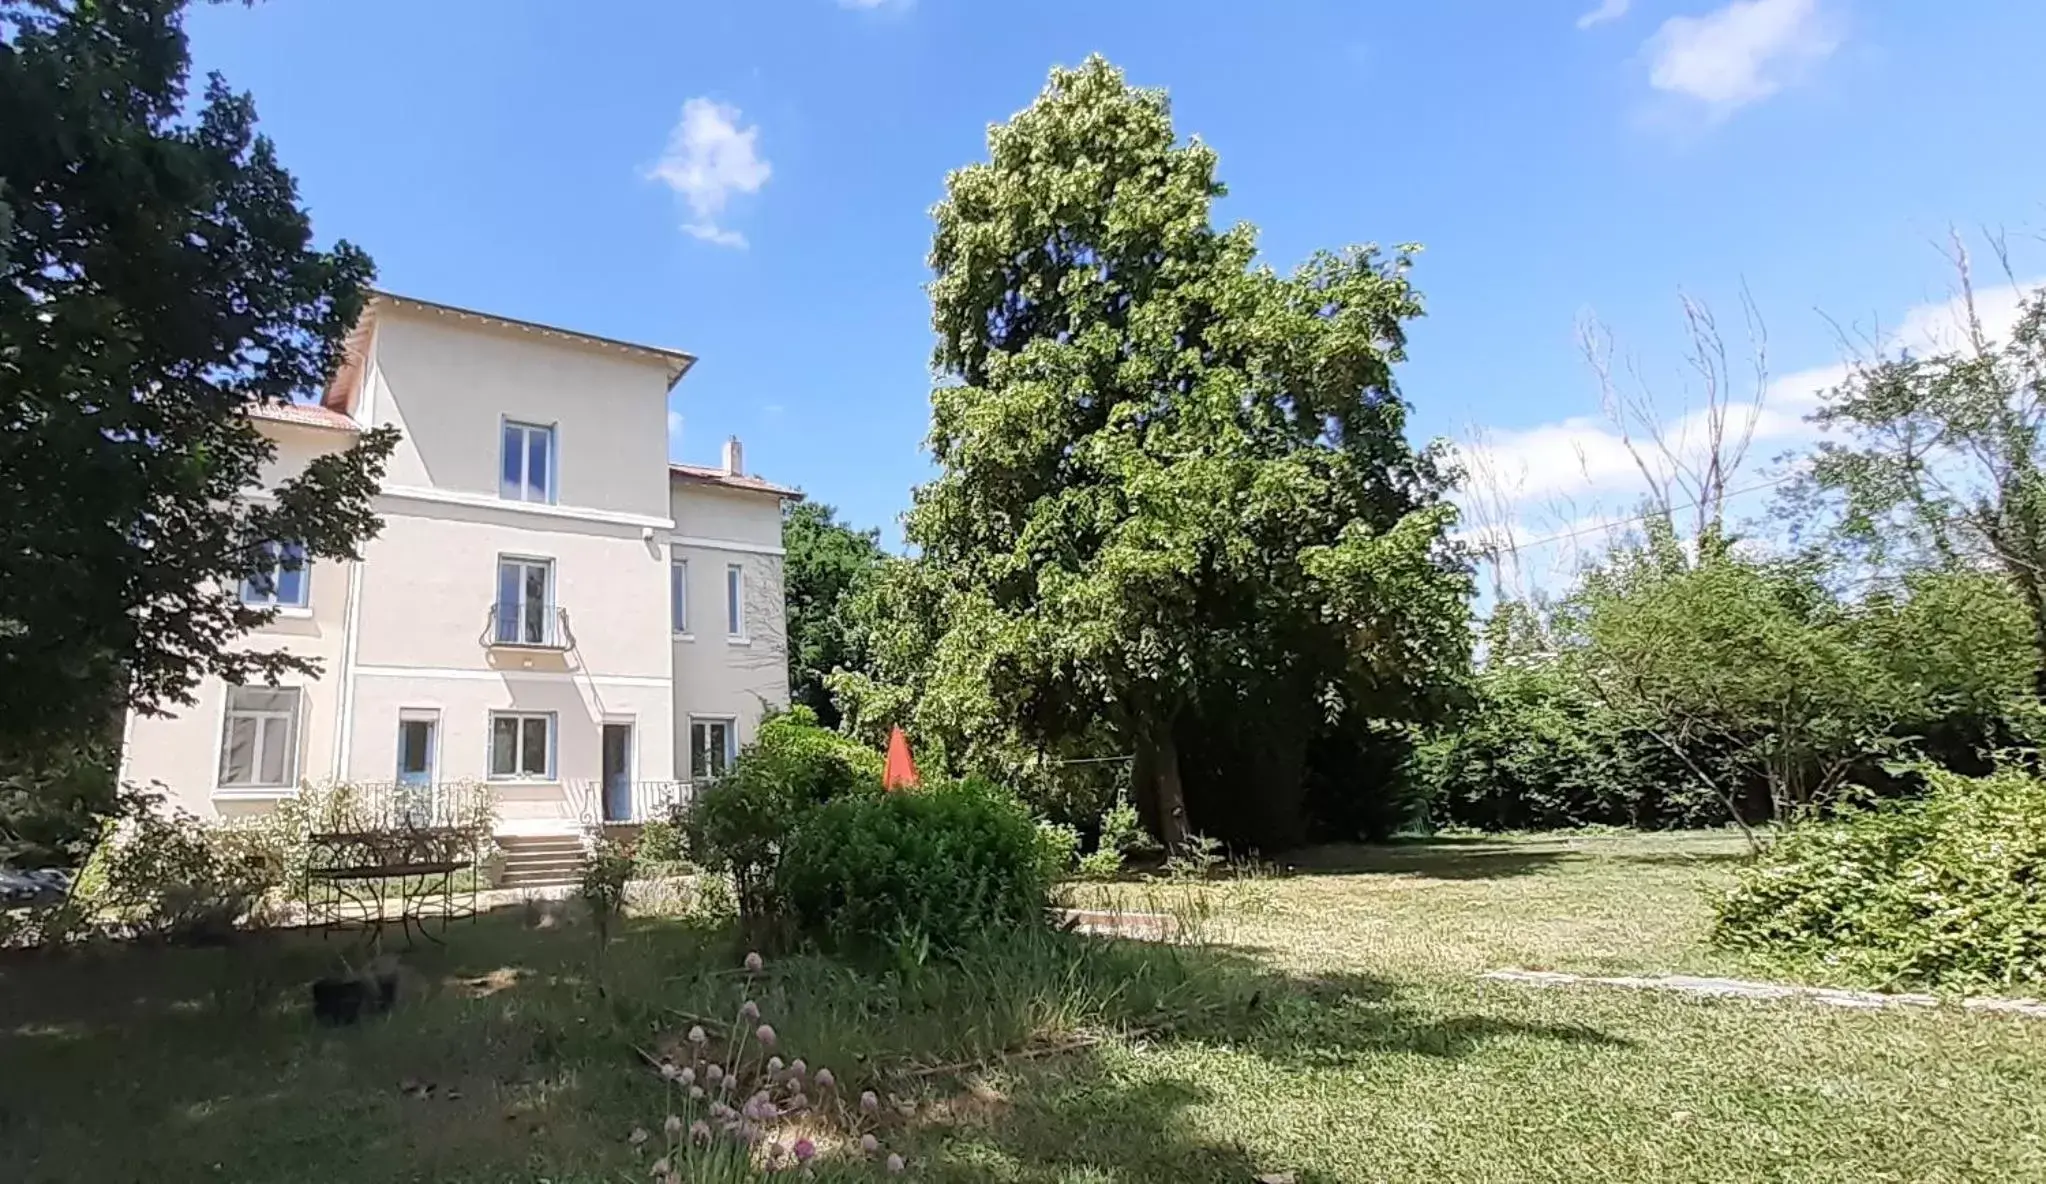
[0,905,1629,1184]
[1274,840,1578,881]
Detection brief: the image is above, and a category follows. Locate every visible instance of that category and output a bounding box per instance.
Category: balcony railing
[481,603,575,650]
[568,779,695,828]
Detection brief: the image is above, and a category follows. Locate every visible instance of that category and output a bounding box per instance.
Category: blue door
[396,715,437,825]
[602,723,633,823]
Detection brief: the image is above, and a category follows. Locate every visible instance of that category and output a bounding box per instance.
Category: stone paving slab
[1482,968,2046,1019]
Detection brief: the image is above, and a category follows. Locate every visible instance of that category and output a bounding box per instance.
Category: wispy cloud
[1576,0,1631,30]
[667,410,685,452]
[1644,0,1838,117]
[648,98,771,249]
[1456,277,2044,592]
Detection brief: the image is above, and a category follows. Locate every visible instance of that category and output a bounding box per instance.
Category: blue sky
[186,0,2046,565]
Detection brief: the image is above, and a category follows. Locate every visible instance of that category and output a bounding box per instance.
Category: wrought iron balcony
[480,603,575,650]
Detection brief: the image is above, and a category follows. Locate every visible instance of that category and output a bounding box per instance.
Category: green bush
[78,789,283,943]
[1033,819,1080,882]
[634,818,688,869]
[681,707,882,920]
[777,778,1052,956]
[1714,766,2046,989]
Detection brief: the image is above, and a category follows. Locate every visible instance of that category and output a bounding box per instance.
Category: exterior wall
[365,306,673,519]
[668,482,792,779]
[120,421,355,820]
[117,299,792,834]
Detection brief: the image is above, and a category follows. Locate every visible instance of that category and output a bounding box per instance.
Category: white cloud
[1457,276,2044,593]
[1576,0,1631,30]
[667,410,684,452]
[648,98,771,249]
[1645,0,1837,115]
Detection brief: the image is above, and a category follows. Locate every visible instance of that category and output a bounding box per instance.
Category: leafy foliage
[578,837,635,945]
[0,0,396,858]
[836,56,1470,851]
[680,708,882,921]
[73,789,283,944]
[781,501,884,729]
[1715,766,2046,989]
[776,779,1052,957]
[1805,285,2046,698]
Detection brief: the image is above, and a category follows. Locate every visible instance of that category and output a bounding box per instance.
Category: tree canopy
[781,500,884,729]
[1,0,396,860]
[838,57,1470,849]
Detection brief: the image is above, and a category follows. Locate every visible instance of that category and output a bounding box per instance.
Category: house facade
[118,293,796,837]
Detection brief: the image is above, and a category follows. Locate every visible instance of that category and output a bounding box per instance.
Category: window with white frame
[488,712,554,780]
[670,557,689,634]
[500,420,556,503]
[218,685,302,789]
[689,717,737,780]
[725,563,744,638]
[240,541,309,608]
[494,556,553,645]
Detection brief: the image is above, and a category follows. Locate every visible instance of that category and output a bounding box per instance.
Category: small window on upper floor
[501,420,556,503]
[240,541,309,609]
[725,563,745,639]
[670,557,689,635]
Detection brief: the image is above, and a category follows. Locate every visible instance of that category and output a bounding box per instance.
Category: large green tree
[874,57,1469,849]
[781,500,883,729]
[1,0,397,860]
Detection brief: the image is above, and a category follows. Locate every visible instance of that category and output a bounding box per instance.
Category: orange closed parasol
[882,726,920,791]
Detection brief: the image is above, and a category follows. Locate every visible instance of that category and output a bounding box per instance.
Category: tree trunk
[1135,710,1190,853]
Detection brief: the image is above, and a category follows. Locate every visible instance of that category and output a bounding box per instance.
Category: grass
[4,830,2044,1183]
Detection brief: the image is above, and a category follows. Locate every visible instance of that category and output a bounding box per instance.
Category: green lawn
[4,831,2044,1183]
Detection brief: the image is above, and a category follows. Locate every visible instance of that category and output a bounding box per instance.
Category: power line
[1486,472,1798,552]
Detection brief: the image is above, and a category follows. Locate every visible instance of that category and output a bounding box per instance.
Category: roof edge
[371,291,699,389]
[669,463,804,501]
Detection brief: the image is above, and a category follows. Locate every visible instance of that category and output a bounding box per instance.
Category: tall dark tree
[781,499,883,729]
[1,0,397,861]
[847,57,1470,849]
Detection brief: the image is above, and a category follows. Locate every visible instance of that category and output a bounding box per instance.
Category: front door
[601,722,633,823]
[396,714,437,825]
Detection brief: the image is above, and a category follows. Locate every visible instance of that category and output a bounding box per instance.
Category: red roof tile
[669,463,801,499]
[249,401,360,432]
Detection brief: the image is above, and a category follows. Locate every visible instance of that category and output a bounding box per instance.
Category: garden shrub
[634,818,688,870]
[776,778,1052,956]
[79,789,283,943]
[1715,766,2046,989]
[1033,819,1080,882]
[681,707,882,921]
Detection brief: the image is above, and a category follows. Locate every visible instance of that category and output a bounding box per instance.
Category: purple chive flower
[767,1056,785,1076]
[787,1058,807,1081]
[793,1138,816,1162]
[687,1026,707,1046]
[690,1119,711,1143]
[744,951,764,974]
[756,1024,777,1047]
[650,1156,671,1178]
[705,1063,724,1084]
[628,1127,650,1146]
[886,1153,905,1173]
[740,999,760,1021]
[688,1085,705,1100]
[664,1114,683,1136]
[860,1134,880,1155]
[813,1067,835,1090]
[860,1090,880,1114]
[677,1066,696,1087]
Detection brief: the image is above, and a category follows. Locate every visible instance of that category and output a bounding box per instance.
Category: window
[489,712,554,780]
[396,712,438,784]
[670,557,689,635]
[500,420,556,503]
[241,541,309,608]
[494,557,553,645]
[218,685,301,788]
[690,718,737,780]
[725,563,744,638]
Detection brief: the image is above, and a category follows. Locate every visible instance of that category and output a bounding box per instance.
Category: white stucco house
[118,293,796,859]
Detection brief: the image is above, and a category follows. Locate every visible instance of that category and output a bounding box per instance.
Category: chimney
[722,435,744,477]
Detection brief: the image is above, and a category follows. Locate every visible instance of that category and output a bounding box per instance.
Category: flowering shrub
[776,778,1051,956]
[634,949,912,1178]
[1715,766,2046,989]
